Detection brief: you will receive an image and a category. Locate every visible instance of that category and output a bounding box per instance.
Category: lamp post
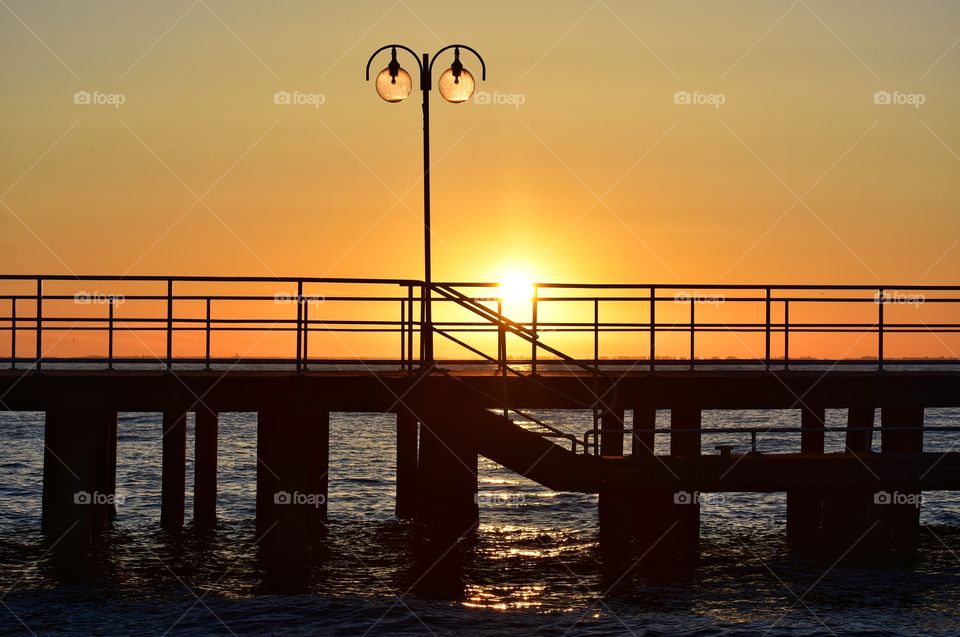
[365,44,486,366]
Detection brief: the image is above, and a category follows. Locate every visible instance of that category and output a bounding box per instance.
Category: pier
[2,275,959,562]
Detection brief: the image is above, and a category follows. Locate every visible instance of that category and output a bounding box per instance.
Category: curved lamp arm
[364,44,424,81]
[428,44,486,80]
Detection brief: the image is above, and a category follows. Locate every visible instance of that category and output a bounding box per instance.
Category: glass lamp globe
[438,67,475,103]
[376,67,412,102]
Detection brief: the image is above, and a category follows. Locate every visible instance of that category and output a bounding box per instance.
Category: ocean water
[1,406,959,636]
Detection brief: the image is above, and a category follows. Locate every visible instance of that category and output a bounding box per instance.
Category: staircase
[429,283,612,491]
[457,407,602,492]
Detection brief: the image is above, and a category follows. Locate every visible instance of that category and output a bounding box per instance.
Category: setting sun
[497,272,535,305]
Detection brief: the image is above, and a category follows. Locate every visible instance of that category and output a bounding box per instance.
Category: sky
[2,0,958,286]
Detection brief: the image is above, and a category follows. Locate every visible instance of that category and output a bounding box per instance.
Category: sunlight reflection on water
[0,407,958,634]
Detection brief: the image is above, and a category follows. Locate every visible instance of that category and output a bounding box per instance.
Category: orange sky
[1,2,959,303]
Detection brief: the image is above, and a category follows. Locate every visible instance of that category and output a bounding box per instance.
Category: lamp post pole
[420,52,433,365]
[366,44,486,368]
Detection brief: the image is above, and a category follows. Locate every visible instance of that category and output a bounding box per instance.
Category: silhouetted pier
[2,275,959,563]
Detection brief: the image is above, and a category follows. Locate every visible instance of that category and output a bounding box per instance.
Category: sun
[498,271,535,305]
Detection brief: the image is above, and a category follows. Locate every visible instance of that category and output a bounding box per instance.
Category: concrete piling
[416,415,478,537]
[787,405,825,555]
[42,409,117,548]
[160,410,187,531]
[632,404,656,456]
[600,405,625,457]
[256,405,329,553]
[194,407,218,530]
[396,408,419,520]
[880,406,924,550]
[600,406,701,565]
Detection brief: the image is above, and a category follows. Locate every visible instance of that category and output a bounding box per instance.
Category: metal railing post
[303,297,310,371]
[650,286,656,372]
[296,281,303,374]
[531,284,538,375]
[497,297,509,416]
[419,283,428,368]
[878,287,885,372]
[593,299,599,371]
[35,278,42,371]
[407,285,414,373]
[400,296,406,371]
[689,299,695,370]
[10,298,15,370]
[205,297,211,370]
[497,298,505,373]
[108,296,114,370]
[165,279,173,371]
[765,287,771,370]
[784,299,790,371]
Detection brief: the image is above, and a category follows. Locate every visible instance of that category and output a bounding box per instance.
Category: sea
[1,388,959,635]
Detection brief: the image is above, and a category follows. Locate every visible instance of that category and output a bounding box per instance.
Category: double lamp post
[365,44,486,365]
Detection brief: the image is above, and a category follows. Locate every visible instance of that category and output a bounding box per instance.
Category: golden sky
[2,0,959,287]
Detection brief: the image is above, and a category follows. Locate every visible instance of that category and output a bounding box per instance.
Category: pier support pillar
[106,414,118,520]
[416,416,478,537]
[667,406,701,556]
[846,406,874,454]
[161,410,187,532]
[396,408,419,520]
[600,405,625,457]
[599,405,662,564]
[194,407,218,531]
[787,405,825,555]
[631,405,656,456]
[821,407,878,555]
[601,407,702,562]
[256,406,329,549]
[671,406,701,458]
[42,409,117,548]
[880,406,924,550]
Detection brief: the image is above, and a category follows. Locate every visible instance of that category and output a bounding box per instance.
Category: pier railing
[1,276,959,372]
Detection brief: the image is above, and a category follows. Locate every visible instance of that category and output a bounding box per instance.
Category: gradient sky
[2,0,959,286]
